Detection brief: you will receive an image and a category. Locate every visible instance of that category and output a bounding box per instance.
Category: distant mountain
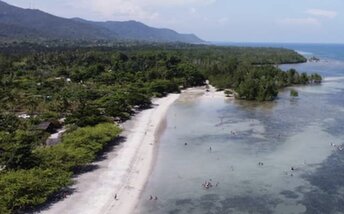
[0,1,204,43]
[0,1,114,41]
[86,20,203,43]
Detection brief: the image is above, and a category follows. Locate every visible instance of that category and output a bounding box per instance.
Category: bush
[36,144,92,171]
[149,79,180,97]
[224,89,233,97]
[104,94,133,121]
[66,105,109,127]
[290,89,299,97]
[62,123,121,157]
[310,73,322,83]
[0,130,40,170]
[0,168,71,213]
[0,113,20,133]
[37,123,122,171]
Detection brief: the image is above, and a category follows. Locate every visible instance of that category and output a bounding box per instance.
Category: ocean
[136,44,344,214]
[215,43,344,61]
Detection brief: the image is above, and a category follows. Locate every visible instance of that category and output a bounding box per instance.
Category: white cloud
[143,0,216,6]
[278,8,337,27]
[74,0,216,21]
[77,0,156,20]
[218,17,229,24]
[279,17,321,26]
[306,9,337,19]
[190,8,197,14]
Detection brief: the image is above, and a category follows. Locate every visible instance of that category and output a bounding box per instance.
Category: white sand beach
[179,85,231,102]
[40,85,228,214]
[40,93,180,214]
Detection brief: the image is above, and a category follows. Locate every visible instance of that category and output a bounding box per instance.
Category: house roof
[36,122,53,130]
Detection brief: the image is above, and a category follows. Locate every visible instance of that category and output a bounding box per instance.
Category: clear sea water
[136,44,344,214]
[215,43,344,61]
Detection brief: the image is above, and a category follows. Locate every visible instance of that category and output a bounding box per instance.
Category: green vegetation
[290,89,299,97]
[0,168,71,214]
[0,123,121,213]
[37,123,122,171]
[0,43,321,212]
[208,65,321,101]
[0,130,40,170]
[224,89,234,97]
[309,73,323,83]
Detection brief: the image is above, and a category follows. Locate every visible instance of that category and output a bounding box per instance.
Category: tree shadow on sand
[23,187,76,214]
[26,136,127,213]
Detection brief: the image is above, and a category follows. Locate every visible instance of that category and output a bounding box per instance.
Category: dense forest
[208,63,322,101]
[0,43,321,213]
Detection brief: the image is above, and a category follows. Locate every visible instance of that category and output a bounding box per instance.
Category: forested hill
[0,1,204,43]
[74,19,202,44]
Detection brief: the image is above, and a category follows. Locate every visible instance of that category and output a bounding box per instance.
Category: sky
[3,0,344,43]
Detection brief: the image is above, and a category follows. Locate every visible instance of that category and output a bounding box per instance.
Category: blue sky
[3,0,344,43]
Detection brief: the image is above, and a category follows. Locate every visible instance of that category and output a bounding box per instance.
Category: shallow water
[136,52,344,214]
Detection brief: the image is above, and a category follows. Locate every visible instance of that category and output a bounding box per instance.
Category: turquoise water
[136,45,344,214]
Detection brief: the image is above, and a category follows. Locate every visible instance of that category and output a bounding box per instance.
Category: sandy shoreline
[40,85,228,214]
[40,93,180,214]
